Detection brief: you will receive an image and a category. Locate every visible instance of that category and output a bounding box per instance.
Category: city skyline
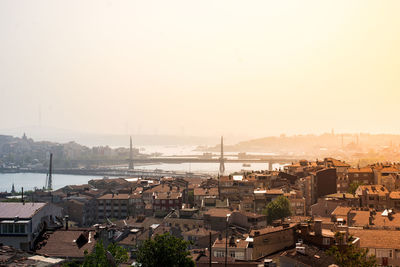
[1,0,400,138]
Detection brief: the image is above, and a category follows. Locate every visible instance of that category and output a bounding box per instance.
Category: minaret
[11,183,15,194]
[46,153,53,191]
[129,136,134,170]
[219,136,225,175]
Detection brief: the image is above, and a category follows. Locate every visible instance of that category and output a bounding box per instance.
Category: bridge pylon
[219,136,225,175]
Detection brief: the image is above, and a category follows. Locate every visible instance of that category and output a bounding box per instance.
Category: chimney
[229,236,235,247]
[369,215,374,225]
[314,220,322,236]
[65,215,69,230]
[300,224,309,236]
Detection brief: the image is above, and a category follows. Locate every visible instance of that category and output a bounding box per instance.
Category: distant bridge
[128,154,304,171]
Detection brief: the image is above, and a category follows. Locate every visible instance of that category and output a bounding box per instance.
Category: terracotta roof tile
[213,238,249,249]
[203,208,231,218]
[350,229,400,249]
[36,230,96,258]
[97,193,130,200]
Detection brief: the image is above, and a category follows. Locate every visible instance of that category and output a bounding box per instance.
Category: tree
[263,195,291,224]
[136,233,195,267]
[80,241,129,267]
[327,233,377,267]
[348,181,364,195]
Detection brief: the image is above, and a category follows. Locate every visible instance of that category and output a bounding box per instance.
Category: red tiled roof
[182,228,218,237]
[203,208,231,218]
[350,229,400,250]
[154,192,182,200]
[381,167,400,173]
[97,193,130,200]
[332,206,351,216]
[390,191,400,200]
[213,238,249,249]
[348,167,373,173]
[358,185,389,196]
[265,189,284,195]
[194,188,219,196]
[36,230,96,258]
[249,224,295,236]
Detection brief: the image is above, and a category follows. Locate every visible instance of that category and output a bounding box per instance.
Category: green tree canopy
[348,180,364,195]
[263,195,292,224]
[80,241,128,267]
[136,233,195,267]
[328,232,377,267]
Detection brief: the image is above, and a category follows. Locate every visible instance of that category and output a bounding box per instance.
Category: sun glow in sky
[1,0,400,139]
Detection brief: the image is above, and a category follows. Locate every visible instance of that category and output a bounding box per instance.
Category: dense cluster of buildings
[3,157,400,266]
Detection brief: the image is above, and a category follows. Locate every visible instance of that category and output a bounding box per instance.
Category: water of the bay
[0,145,287,192]
[0,173,103,192]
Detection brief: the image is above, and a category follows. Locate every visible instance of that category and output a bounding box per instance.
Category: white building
[0,202,62,250]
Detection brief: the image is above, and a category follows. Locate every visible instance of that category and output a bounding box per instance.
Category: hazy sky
[1,0,400,139]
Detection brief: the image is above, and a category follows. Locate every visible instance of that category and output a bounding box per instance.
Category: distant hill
[0,126,216,147]
[203,133,400,163]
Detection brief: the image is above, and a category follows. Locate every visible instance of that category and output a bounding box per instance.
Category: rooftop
[97,193,130,200]
[36,230,96,259]
[350,229,400,250]
[203,208,231,218]
[213,237,249,249]
[332,206,351,217]
[357,185,389,196]
[348,167,373,173]
[390,191,400,199]
[250,224,295,237]
[0,202,47,219]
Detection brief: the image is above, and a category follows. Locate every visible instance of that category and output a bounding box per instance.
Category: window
[229,251,235,258]
[1,223,26,234]
[169,200,173,204]
[376,249,392,258]
[323,238,330,245]
[15,224,25,233]
[214,251,225,258]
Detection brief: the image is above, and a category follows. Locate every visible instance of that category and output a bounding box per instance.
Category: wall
[251,227,295,259]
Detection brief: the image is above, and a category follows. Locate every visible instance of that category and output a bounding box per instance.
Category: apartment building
[0,202,62,250]
[356,185,389,210]
[97,193,130,222]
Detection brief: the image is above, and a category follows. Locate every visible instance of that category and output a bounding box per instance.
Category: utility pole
[225,213,230,267]
[209,231,212,267]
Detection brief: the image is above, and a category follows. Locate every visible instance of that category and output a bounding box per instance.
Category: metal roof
[0,203,47,219]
